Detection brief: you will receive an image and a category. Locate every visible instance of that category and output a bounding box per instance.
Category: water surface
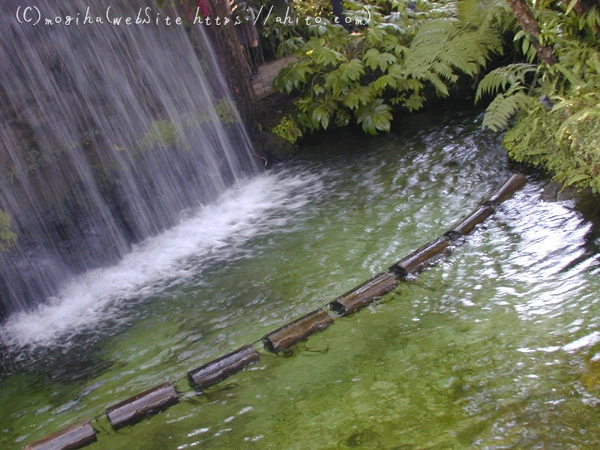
[2,109,600,449]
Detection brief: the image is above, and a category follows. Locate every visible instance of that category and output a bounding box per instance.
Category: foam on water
[0,169,323,350]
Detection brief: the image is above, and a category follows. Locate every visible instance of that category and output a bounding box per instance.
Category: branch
[505,0,558,65]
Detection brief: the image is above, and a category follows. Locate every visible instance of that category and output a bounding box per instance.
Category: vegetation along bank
[252,0,600,196]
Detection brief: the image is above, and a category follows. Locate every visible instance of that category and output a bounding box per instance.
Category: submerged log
[388,237,451,279]
[445,204,495,240]
[329,272,398,316]
[263,309,334,353]
[22,420,96,450]
[106,382,178,430]
[188,345,260,391]
[486,174,527,204]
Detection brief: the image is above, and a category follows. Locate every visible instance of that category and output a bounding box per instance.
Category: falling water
[0,0,260,317]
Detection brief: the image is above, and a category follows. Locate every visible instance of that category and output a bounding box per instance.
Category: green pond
[2,108,600,449]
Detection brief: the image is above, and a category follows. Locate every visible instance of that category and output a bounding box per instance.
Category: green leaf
[324,70,349,96]
[593,177,600,194]
[272,115,303,144]
[316,24,329,36]
[313,84,325,96]
[373,74,396,93]
[313,47,343,67]
[343,91,360,110]
[335,109,351,128]
[565,172,591,186]
[587,54,600,75]
[276,37,306,58]
[343,86,374,110]
[273,65,302,94]
[339,59,365,82]
[378,52,397,71]
[513,30,526,42]
[367,27,387,46]
[364,48,382,71]
[522,38,531,59]
[405,93,425,111]
[295,61,315,82]
[396,77,422,92]
[565,0,579,15]
[387,63,405,79]
[356,99,393,135]
[311,103,335,130]
[363,48,397,71]
[381,33,400,53]
[355,86,374,104]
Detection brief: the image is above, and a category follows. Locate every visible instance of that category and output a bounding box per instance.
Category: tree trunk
[505,0,557,65]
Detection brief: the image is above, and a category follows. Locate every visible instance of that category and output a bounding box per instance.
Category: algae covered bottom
[3,109,600,449]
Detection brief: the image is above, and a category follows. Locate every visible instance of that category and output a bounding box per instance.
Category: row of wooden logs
[23,174,527,450]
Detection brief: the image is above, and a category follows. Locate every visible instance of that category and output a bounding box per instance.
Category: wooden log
[106,382,178,430]
[262,309,334,353]
[486,173,527,204]
[388,236,451,279]
[445,203,495,240]
[187,345,260,391]
[329,272,398,316]
[22,420,96,450]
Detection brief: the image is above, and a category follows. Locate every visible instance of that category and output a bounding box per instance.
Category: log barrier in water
[188,344,260,390]
[388,236,451,279]
[486,173,527,205]
[445,204,495,240]
[22,420,97,450]
[105,382,179,430]
[20,174,527,449]
[262,309,334,353]
[329,272,398,316]
[445,174,526,241]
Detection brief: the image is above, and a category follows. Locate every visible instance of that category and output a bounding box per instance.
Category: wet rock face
[541,181,580,203]
[254,130,297,165]
[540,181,600,222]
[0,1,261,316]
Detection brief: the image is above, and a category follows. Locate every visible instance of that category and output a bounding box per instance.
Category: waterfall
[0,0,260,318]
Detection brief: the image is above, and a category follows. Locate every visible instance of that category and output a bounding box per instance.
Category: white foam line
[0,169,323,350]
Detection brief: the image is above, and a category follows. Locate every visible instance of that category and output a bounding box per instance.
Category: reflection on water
[2,109,600,449]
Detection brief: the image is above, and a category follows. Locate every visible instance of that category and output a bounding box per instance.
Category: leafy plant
[272,114,304,143]
[272,1,501,138]
[475,0,600,193]
[475,63,538,131]
[135,120,182,153]
[0,210,17,252]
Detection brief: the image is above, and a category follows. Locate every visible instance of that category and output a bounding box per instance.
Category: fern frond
[422,70,450,97]
[431,61,458,82]
[437,39,482,75]
[410,19,457,48]
[459,0,514,33]
[405,21,453,73]
[482,90,533,131]
[406,18,500,81]
[475,64,537,103]
[550,62,585,88]
[479,30,504,57]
